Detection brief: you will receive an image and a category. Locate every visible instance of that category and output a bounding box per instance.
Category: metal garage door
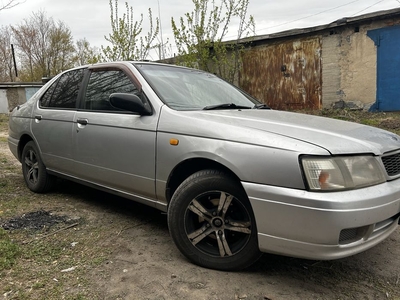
[368,25,400,111]
[240,38,322,110]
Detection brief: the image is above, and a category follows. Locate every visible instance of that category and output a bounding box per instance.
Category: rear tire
[21,141,55,193]
[168,169,261,271]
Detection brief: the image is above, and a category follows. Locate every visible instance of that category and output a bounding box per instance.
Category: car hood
[159,108,400,155]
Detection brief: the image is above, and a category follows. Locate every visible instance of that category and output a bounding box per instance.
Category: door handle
[77,118,88,126]
[35,115,42,121]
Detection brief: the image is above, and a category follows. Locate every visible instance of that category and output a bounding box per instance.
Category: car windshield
[134,63,260,111]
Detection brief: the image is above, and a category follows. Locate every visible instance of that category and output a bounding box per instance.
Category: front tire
[168,170,261,271]
[21,141,55,193]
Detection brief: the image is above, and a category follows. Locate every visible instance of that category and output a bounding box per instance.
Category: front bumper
[243,180,400,260]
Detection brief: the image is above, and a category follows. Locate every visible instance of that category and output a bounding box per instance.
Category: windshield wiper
[253,103,270,109]
[203,103,252,110]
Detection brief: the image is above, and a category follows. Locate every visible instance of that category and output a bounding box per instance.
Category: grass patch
[359,118,381,127]
[0,228,20,270]
[22,239,68,263]
[0,114,9,132]
[0,216,108,299]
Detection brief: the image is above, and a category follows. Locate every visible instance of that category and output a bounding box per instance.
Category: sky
[1,0,400,60]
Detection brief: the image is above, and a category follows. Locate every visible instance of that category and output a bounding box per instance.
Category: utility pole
[11,44,18,80]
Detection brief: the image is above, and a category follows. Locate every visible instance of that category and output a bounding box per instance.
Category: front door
[73,67,158,202]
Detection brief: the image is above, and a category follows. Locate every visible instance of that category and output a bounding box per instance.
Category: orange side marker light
[170,138,179,146]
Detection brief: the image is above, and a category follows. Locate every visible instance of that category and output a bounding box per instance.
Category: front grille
[382,152,400,176]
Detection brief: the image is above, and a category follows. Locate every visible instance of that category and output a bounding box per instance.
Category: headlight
[301,156,386,191]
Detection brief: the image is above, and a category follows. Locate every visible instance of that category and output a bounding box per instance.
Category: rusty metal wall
[240,37,322,110]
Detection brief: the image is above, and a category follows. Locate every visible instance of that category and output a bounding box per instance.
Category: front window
[84,69,139,111]
[134,64,259,111]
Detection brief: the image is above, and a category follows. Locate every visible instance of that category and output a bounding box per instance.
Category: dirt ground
[1,114,400,300]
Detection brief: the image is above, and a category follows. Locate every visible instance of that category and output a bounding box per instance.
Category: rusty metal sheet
[240,37,322,110]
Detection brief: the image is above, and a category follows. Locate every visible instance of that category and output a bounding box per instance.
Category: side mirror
[109,93,152,115]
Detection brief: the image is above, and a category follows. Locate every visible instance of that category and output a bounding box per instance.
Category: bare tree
[12,10,76,81]
[11,21,36,80]
[0,25,14,81]
[47,21,75,73]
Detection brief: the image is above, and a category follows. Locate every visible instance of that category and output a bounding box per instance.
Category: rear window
[40,69,84,109]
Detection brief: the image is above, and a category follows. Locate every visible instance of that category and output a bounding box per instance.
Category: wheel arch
[17,134,34,161]
[165,158,242,204]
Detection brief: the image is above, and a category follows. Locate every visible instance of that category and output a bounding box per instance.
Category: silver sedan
[8,61,400,271]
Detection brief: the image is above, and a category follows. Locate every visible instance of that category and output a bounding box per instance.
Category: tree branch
[0,0,24,11]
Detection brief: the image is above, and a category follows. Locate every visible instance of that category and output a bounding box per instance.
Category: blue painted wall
[368,25,400,111]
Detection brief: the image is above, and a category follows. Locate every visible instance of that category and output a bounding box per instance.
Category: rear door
[31,68,84,174]
[73,65,158,202]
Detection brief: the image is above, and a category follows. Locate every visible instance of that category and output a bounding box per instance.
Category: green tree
[102,0,160,61]
[74,38,100,66]
[171,0,255,83]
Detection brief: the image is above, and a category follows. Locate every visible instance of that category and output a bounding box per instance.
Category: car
[8,61,400,271]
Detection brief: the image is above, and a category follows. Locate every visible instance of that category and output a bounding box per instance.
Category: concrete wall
[321,34,343,108]
[322,23,378,109]
[340,25,377,109]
